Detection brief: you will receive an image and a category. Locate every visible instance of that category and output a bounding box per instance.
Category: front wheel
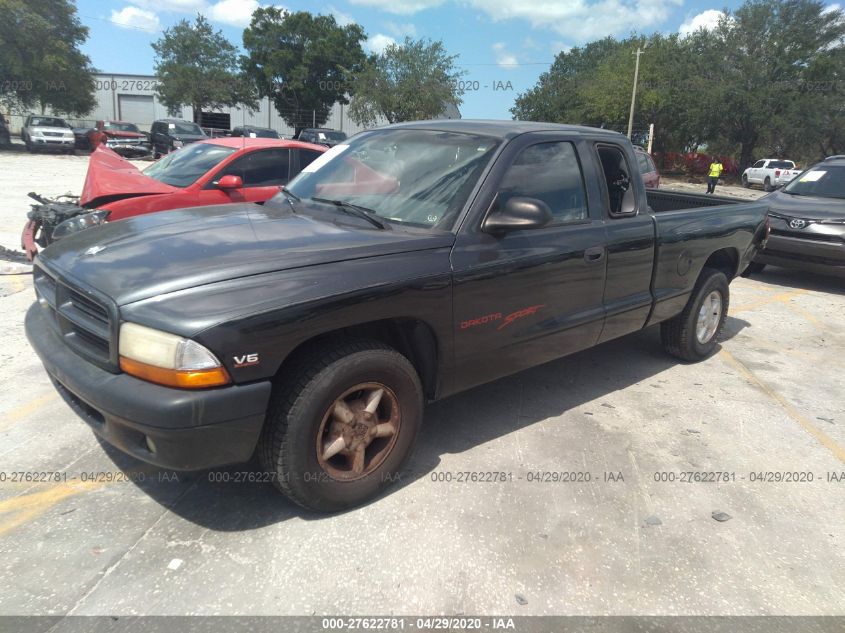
[661,268,729,362]
[259,339,423,512]
[741,174,750,188]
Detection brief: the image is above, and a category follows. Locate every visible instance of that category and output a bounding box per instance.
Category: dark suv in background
[297,128,347,147]
[232,125,280,139]
[749,156,845,278]
[150,119,207,158]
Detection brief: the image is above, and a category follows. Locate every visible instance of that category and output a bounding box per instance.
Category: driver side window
[498,141,588,224]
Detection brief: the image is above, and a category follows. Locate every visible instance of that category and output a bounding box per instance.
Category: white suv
[22,115,75,154]
[741,159,801,191]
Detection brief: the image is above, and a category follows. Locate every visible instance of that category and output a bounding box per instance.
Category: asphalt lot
[0,149,843,617]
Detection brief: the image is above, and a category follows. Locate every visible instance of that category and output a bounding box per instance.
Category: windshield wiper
[311,197,388,230]
[278,187,300,212]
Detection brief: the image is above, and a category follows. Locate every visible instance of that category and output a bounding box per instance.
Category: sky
[74,0,780,119]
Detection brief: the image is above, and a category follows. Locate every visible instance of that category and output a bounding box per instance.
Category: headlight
[119,322,230,388]
[51,210,110,240]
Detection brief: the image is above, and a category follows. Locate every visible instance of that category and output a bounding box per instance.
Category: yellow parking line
[731,289,807,314]
[0,393,59,431]
[0,480,108,537]
[720,349,845,464]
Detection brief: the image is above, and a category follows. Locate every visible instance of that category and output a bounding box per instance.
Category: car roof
[154,118,197,123]
[235,125,274,131]
[201,137,327,151]
[380,119,627,141]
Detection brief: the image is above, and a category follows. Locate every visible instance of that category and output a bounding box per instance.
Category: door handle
[584,246,605,263]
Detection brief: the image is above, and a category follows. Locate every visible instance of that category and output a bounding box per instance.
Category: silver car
[22,115,75,153]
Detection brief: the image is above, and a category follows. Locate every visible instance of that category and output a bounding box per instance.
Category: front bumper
[756,231,845,278]
[31,137,74,148]
[106,142,151,157]
[25,303,273,470]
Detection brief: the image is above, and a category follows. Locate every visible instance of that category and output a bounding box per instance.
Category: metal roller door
[118,94,154,127]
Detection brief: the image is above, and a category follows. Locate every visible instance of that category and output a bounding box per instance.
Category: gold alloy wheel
[315,383,401,481]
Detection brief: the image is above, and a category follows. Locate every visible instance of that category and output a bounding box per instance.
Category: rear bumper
[756,232,845,278]
[25,303,273,470]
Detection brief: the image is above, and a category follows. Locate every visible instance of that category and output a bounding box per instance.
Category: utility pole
[627,47,645,139]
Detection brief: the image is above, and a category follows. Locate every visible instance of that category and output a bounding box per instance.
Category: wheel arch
[702,247,740,280]
[274,317,441,400]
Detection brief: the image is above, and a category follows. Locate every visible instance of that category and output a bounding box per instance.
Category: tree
[346,37,465,127]
[510,38,621,124]
[153,15,256,123]
[242,10,367,130]
[0,0,96,116]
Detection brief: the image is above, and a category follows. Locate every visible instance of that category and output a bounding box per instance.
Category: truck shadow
[99,322,749,529]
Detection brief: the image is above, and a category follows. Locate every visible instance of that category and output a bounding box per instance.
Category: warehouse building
[5,72,460,137]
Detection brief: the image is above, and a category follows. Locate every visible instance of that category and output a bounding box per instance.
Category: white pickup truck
[741,159,802,191]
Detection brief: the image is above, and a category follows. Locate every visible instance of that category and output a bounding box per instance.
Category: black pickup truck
[25,121,770,511]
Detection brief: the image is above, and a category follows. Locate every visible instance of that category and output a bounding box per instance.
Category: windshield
[248,128,279,138]
[30,117,68,128]
[143,143,236,187]
[283,129,499,230]
[783,165,845,199]
[104,121,140,133]
[769,160,795,169]
[168,122,205,136]
[317,130,347,142]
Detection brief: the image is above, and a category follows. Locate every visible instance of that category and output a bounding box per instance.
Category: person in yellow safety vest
[706,157,724,194]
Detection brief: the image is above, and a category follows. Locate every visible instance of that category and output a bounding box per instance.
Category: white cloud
[679,9,725,36]
[206,0,261,26]
[132,0,206,12]
[551,41,572,55]
[329,5,356,26]
[466,0,682,43]
[348,0,444,16]
[384,21,417,37]
[822,3,841,14]
[492,42,518,68]
[110,6,162,32]
[366,33,398,54]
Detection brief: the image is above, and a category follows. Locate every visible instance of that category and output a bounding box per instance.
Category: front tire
[661,268,729,362]
[259,339,423,512]
[741,174,750,188]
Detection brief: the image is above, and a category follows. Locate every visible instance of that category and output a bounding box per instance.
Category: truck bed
[647,188,744,212]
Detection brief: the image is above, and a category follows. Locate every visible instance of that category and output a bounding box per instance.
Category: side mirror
[216,174,243,189]
[482,196,553,234]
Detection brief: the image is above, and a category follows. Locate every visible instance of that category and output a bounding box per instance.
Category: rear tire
[259,339,423,512]
[661,268,729,362]
[764,177,773,192]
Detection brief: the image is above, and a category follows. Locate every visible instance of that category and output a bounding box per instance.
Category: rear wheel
[764,177,773,192]
[661,268,729,362]
[259,339,423,512]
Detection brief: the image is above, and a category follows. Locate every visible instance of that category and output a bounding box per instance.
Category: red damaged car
[86,120,151,158]
[22,137,326,259]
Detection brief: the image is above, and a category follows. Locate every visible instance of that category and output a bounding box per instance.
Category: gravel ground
[0,148,843,620]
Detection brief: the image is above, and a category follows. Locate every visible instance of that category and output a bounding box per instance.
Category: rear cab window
[597,144,637,216]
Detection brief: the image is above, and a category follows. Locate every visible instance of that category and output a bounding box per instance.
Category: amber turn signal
[119,356,230,389]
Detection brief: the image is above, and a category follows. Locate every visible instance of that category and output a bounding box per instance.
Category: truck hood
[103,130,146,139]
[80,146,177,207]
[764,190,845,221]
[38,202,454,306]
[30,126,72,135]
